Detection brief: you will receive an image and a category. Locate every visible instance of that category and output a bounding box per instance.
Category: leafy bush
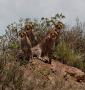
[53,39,85,72]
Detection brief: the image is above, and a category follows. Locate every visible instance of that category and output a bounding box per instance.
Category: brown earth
[3,56,85,89]
[29,56,85,84]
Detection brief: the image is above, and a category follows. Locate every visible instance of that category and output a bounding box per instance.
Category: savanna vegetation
[0,14,85,90]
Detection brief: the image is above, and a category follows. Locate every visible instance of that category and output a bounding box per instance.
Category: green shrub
[45,71,51,76]
[53,40,85,72]
[39,69,43,74]
[1,62,23,90]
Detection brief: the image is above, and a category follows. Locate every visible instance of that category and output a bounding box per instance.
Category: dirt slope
[2,56,85,90]
[24,56,85,85]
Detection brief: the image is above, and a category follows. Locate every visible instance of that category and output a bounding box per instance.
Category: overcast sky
[0,0,85,35]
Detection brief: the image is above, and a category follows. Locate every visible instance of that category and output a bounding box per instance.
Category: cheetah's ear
[48,34,51,39]
[29,24,32,29]
[24,31,26,35]
[32,24,34,28]
[55,23,58,27]
[55,31,58,35]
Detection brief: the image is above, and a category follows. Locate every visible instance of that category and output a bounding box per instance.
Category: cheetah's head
[19,31,26,38]
[25,24,34,31]
[50,30,58,40]
[55,23,63,31]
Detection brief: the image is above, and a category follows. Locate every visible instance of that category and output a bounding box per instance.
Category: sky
[0,0,85,35]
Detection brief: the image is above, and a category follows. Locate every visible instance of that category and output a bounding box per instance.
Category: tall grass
[53,40,85,72]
